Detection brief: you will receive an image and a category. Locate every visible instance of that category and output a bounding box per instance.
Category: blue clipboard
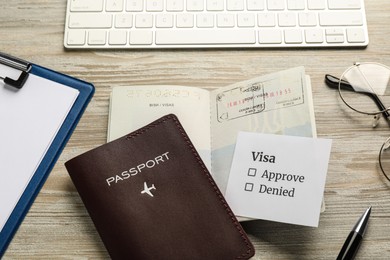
[0,53,94,256]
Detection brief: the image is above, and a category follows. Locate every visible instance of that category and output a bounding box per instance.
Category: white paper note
[0,64,79,232]
[225,132,332,227]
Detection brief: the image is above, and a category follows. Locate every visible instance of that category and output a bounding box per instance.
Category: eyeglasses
[325,62,390,182]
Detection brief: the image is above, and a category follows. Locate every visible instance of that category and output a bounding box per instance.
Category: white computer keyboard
[64,0,369,49]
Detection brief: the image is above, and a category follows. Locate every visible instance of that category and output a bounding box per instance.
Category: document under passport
[65,114,254,260]
[107,67,317,196]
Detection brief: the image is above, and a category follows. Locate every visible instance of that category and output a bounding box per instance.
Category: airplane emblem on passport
[141,182,156,197]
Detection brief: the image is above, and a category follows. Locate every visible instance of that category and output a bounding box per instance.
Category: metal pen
[337,207,371,260]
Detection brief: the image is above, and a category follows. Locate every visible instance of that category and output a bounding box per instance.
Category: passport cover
[65,114,254,259]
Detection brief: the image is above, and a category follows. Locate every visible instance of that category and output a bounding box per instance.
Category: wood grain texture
[1,0,390,259]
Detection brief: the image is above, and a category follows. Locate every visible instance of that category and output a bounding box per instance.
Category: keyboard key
[278,13,296,27]
[319,12,363,26]
[284,29,303,43]
[68,14,112,28]
[326,35,344,43]
[135,14,153,28]
[326,28,344,35]
[197,14,215,28]
[237,13,255,27]
[115,14,133,28]
[328,0,361,10]
[67,30,86,45]
[70,0,103,12]
[258,29,282,43]
[176,13,194,28]
[227,0,244,11]
[287,0,305,10]
[207,0,224,11]
[347,28,365,43]
[217,14,235,27]
[88,30,107,45]
[156,29,256,45]
[267,0,285,11]
[167,0,184,11]
[130,31,153,44]
[109,30,127,45]
[298,12,317,26]
[247,0,265,11]
[146,0,164,11]
[258,13,276,27]
[126,0,143,11]
[187,0,204,11]
[106,0,124,11]
[307,0,326,10]
[305,28,324,43]
[156,14,174,28]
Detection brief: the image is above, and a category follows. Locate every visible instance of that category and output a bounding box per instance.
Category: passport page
[108,85,211,169]
[210,67,317,194]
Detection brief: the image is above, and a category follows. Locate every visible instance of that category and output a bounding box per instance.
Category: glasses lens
[339,63,390,115]
[379,138,390,182]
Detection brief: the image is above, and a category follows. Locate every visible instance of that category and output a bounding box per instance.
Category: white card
[225,132,332,227]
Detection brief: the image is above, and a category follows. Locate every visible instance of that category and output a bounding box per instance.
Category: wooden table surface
[1,0,390,259]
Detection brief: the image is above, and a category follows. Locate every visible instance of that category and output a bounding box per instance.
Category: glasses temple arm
[325,74,390,120]
[325,74,354,90]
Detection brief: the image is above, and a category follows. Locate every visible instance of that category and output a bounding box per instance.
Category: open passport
[108,67,317,195]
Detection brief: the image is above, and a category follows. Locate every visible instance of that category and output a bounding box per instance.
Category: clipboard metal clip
[0,52,31,89]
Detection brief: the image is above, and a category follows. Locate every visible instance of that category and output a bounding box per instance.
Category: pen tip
[354,207,371,236]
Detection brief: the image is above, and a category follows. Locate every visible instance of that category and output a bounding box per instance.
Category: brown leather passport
[65,114,254,260]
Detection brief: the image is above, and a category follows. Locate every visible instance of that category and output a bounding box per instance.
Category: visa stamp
[216,82,265,122]
[216,78,304,122]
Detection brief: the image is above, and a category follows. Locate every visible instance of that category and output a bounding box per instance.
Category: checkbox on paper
[244,183,254,192]
[248,168,257,177]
